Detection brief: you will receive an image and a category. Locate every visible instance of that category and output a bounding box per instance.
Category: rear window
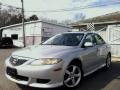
[94,34,105,45]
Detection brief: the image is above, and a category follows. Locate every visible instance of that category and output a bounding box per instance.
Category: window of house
[11,34,18,40]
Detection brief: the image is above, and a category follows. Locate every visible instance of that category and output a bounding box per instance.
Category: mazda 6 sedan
[5,32,111,88]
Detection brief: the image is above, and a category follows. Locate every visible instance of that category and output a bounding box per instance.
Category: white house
[71,11,120,57]
[1,20,71,47]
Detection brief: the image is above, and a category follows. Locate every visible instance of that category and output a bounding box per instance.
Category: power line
[25,1,120,13]
[0,1,120,13]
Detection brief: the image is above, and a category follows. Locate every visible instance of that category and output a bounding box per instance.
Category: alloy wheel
[64,65,82,88]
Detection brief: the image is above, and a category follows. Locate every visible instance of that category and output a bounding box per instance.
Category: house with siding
[71,11,120,57]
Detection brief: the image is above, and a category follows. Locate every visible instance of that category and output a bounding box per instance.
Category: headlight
[30,58,62,65]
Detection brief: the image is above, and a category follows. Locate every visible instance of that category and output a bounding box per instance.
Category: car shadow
[17,84,63,90]
[18,61,120,90]
[0,46,22,49]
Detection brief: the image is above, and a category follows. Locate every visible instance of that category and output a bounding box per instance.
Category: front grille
[37,79,50,84]
[6,67,28,81]
[10,57,27,66]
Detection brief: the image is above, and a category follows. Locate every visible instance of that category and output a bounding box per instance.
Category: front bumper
[5,58,64,88]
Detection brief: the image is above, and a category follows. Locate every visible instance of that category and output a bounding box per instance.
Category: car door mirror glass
[84,42,93,47]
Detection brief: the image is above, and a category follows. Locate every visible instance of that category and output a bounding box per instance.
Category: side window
[84,34,93,43]
[82,34,95,47]
[94,34,105,45]
[11,34,18,40]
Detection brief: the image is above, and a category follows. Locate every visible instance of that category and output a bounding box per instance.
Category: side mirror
[84,42,93,47]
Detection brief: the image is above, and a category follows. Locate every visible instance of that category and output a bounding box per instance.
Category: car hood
[12,45,79,59]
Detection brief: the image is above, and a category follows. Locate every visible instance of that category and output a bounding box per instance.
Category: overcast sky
[0,0,120,21]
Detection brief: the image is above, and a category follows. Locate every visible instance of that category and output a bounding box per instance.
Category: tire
[63,64,82,88]
[105,54,111,68]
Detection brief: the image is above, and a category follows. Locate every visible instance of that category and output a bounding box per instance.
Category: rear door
[94,34,107,65]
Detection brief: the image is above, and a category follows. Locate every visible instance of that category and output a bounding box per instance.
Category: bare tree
[0,3,23,28]
[74,13,86,21]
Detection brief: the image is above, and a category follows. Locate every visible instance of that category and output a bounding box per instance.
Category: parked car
[5,32,111,88]
[0,37,13,48]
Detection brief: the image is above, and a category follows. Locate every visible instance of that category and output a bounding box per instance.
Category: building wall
[41,22,71,41]
[24,36,41,46]
[106,25,120,57]
[2,22,42,47]
[2,22,71,47]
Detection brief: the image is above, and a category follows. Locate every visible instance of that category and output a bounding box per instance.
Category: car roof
[62,31,97,35]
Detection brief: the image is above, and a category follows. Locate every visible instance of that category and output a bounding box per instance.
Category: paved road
[0,48,120,90]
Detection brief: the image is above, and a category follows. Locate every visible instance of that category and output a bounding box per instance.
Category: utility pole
[21,0,26,47]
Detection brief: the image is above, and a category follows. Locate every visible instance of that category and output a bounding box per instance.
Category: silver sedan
[5,32,111,88]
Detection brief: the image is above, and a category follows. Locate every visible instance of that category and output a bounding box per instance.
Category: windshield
[42,33,84,46]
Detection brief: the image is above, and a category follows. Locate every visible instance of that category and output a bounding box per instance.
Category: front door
[81,34,98,73]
